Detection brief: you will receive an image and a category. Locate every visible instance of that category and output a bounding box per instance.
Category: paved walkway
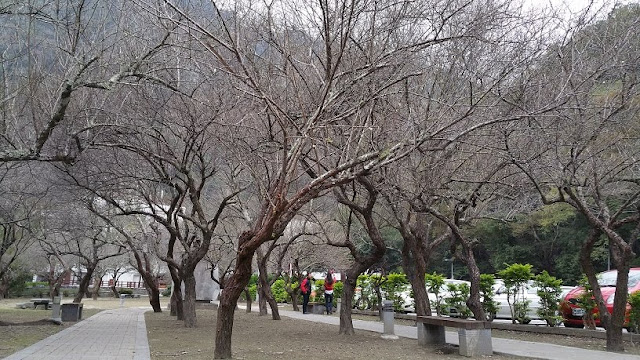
[5,303,640,360]
[2,307,150,360]
[274,307,640,360]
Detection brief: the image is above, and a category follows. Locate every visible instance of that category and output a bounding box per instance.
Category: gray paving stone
[2,307,149,360]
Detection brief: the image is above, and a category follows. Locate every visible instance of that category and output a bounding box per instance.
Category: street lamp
[444,258,454,279]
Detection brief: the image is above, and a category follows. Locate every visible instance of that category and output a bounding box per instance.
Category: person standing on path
[324,270,336,314]
[301,272,313,314]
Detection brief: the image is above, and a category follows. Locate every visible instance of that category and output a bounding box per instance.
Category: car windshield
[597,270,640,287]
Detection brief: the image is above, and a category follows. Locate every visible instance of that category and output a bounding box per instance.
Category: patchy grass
[0,297,158,358]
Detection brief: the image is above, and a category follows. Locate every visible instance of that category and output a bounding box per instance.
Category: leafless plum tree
[0,0,180,164]
[507,4,640,350]
[145,0,550,356]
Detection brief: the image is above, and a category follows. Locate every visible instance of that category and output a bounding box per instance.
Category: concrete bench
[416,315,492,357]
[307,302,326,314]
[30,298,52,310]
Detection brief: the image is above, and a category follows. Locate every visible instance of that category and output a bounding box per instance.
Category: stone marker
[381,300,399,340]
[51,296,62,324]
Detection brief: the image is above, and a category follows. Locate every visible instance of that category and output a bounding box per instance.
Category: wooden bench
[416,316,492,357]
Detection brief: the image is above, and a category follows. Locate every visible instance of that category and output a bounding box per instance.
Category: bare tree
[0,0,177,163]
[0,169,41,298]
[330,177,387,334]
[90,207,167,312]
[507,3,640,351]
[146,0,545,356]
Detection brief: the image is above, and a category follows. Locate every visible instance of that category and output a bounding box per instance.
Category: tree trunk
[256,247,280,319]
[214,293,239,359]
[0,280,8,299]
[182,274,197,327]
[244,288,252,313]
[110,284,119,298]
[425,207,485,320]
[91,274,102,300]
[339,272,357,335]
[459,242,485,320]
[291,289,300,311]
[168,265,183,319]
[74,265,96,303]
[258,281,268,315]
[133,247,163,312]
[147,285,162,313]
[214,250,253,359]
[401,238,430,316]
[606,240,632,352]
[264,286,280,320]
[169,281,184,320]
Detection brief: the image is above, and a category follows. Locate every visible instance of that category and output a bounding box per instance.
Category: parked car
[560,268,640,328]
[493,280,541,323]
[401,279,471,315]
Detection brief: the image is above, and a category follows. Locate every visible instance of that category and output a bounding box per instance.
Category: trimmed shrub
[628,291,640,333]
[534,271,563,327]
[480,274,498,320]
[271,279,288,303]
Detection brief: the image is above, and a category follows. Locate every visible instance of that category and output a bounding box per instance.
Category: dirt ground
[145,305,535,360]
[3,298,640,359]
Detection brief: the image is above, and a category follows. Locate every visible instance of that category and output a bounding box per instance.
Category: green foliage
[480,274,498,320]
[380,273,408,311]
[628,291,640,333]
[442,282,472,318]
[333,281,343,300]
[24,281,48,288]
[29,288,49,298]
[9,272,35,297]
[354,274,379,310]
[248,284,257,301]
[118,288,133,295]
[534,271,563,326]
[498,263,533,286]
[469,211,589,285]
[162,285,172,297]
[425,272,446,315]
[577,276,597,329]
[270,279,289,303]
[312,279,324,302]
[498,263,533,324]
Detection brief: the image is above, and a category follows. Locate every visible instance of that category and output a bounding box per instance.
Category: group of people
[300,269,337,315]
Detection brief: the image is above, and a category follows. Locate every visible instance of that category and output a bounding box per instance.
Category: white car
[401,279,471,314]
[494,281,541,322]
[493,281,571,323]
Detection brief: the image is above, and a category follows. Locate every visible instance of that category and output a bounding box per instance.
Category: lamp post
[444,258,454,279]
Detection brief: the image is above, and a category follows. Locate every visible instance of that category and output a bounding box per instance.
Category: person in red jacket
[324,270,336,315]
[300,272,312,314]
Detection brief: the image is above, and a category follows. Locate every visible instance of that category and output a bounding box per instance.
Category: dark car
[560,268,640,328]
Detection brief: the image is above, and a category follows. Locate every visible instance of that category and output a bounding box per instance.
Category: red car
[561,268,640,328]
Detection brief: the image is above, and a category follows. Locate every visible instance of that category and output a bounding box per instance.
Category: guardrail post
[381,300,399,340]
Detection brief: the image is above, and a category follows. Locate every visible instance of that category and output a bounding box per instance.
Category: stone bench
[30,298,52,310]
[416,315,492,357]
[307,302,326,314]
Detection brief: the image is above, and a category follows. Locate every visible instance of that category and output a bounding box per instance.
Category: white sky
[525,0,634,11]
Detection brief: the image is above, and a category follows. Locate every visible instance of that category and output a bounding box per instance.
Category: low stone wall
[352,308,640,342]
